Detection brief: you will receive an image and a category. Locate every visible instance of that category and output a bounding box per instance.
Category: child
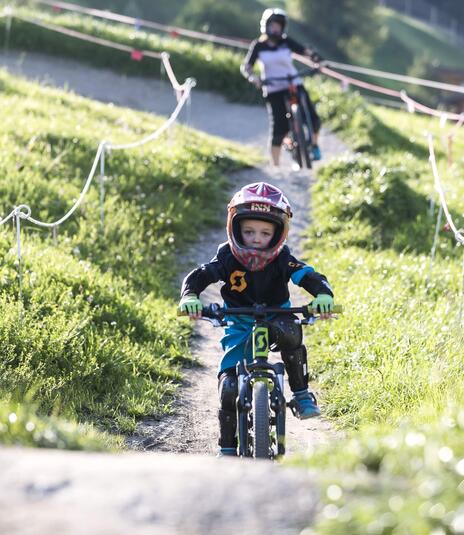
[241,8,323,167]
[179,182,334,456]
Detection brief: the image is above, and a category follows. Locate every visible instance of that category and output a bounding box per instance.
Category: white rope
[0,209,16,226]
[15,14,163,59]
[427,134,464,246]
[33,0,250,49]
[161,52,189,92]
[107,79,195,150]
[327,60,464,95]
[25,141,105,228]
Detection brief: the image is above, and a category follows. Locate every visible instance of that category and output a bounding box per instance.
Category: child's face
[240,219,276,249]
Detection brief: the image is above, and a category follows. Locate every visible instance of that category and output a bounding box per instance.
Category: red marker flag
[170,30,179,38]
[131,50,144,62]
[52,4,62,12]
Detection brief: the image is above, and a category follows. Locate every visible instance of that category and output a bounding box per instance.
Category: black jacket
[181,242,333,307]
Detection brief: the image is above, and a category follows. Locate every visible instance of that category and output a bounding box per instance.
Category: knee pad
[218,409,237,448]
[218,370,238,412]
[269,316,303,352]
[281,345,308,392]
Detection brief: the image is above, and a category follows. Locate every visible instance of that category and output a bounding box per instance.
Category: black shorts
[265,86,321,147]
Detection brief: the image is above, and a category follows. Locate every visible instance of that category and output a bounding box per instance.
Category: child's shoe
[311,145,322,161]
[216,447,237,458]
[290,389,321,419]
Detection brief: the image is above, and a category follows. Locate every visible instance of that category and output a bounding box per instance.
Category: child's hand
[310,294,333,320]
[179,294,203,319]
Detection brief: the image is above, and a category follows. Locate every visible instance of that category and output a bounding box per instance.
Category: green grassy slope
[0,68,254,449]
[346,7,464,105]
[294,78,464,531]
[0,8,256,102]
[374,7,463,71]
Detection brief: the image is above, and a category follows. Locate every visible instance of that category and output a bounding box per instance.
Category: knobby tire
[291,103,311,169]
[252,381,270,459]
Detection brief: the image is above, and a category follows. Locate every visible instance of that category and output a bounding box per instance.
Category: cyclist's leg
[269,316,320,418]
[265,90,290,166]
[218,320,253,453]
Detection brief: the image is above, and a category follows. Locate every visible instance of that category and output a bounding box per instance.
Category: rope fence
[427,133,464,324]
[0,9,197,304]
[33,0,250,49]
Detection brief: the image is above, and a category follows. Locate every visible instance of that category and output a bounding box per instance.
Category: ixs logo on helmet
[250,202,271,212]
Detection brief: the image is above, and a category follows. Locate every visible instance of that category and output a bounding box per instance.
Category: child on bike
[179,182,334,457]
[240,8,323,167]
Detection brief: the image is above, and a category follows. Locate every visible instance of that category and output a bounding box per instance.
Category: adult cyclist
[241,8,323,168]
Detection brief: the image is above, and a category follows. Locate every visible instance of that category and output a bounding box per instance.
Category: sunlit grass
[296,70,464,531]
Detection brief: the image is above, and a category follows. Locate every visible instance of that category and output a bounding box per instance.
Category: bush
[307,153,437,252]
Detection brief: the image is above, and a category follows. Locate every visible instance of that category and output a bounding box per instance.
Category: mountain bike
[197,303,342,460]
[263,68,319,170]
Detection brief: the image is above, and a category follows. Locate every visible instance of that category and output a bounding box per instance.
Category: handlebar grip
[310,304,343,315]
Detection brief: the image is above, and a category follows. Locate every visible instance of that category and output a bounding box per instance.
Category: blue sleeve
[290,265,315,284]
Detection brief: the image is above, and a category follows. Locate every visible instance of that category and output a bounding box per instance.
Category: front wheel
[252,381,270,459]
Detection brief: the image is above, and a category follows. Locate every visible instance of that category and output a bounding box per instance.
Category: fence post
[460,250,464,327]
[99,143,106,232]
[14,208,23,304]
[426,203,443,289]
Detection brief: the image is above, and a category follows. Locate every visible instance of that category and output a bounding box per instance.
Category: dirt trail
[0,49,348,532]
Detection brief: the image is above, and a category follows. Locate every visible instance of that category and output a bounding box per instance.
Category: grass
[292,76,464,531]
[0,7,256,102]
[0,67,254,448]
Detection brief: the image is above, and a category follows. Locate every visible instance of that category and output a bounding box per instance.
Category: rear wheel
[252,381,270,459]
[290,103,311,169]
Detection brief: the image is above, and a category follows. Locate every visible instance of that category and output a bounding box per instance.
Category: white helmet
[260,8,288,37]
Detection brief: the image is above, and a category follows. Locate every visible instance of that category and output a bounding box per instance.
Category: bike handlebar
[178,303,343,319]
[261,67,320,86]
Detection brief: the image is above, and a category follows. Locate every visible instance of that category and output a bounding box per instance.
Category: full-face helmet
[227,182,292,271]
[260,8,288,38]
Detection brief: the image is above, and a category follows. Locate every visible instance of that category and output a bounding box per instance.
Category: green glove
[179,293,203,317]
[311,294,334,314]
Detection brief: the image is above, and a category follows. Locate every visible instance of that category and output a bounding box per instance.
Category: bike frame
[284,83,313,169]
[262,69,319,170]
